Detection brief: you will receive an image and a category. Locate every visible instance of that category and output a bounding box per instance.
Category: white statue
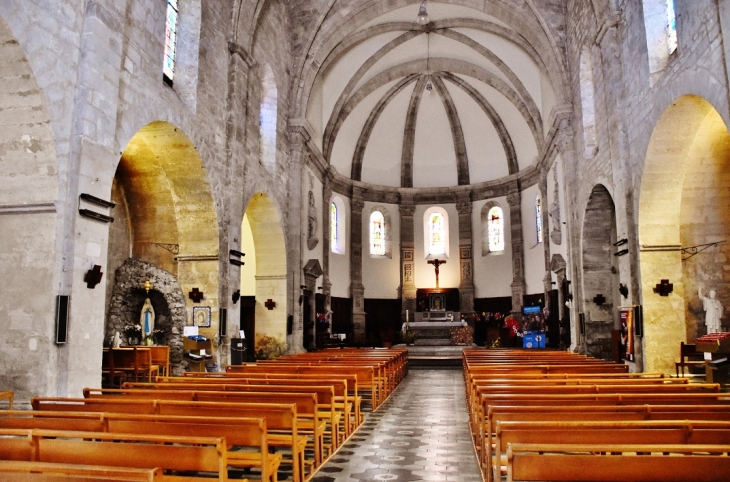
[699,287,724,333]
[140,297,155,344]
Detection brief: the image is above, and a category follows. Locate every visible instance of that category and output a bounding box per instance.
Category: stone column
[507,192,526,316]
[221,41,254,367]
[456,196,474,315]
[287,128,307,352]
[399,202,417,319]
[321,173,333,325]
[539,173,553,304]
[350,192,366,337]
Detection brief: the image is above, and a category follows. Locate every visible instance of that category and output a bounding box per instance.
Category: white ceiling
[307,2,554,189]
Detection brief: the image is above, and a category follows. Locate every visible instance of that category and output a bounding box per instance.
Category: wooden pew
[494,420,730,482]
[150,374,360,435]
[86,384,340,460]
[0,428,232,482]
[675,341,705,377]
[0,412,277,481]
[0,461,163,482]
[506,443,730,482]
[108,347,159,382]
[30,398,308,482]
[126,377,356,441]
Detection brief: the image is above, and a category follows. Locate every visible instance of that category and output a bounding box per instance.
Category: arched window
[330,202,338,251]
[536,195,543,243]
[643,0,678,84]
[488,206,505,253]
[330,197,346,254]
[428,212,446,256]
[163,0,179,85]
[579,46,596,158]
[370,211,385,256]
[259,65,278,171]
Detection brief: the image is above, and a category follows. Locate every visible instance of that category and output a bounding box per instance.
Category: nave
[311,368,482,482]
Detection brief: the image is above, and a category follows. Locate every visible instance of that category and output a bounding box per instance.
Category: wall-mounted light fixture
[614,249,629,257]
[613,238,628,247]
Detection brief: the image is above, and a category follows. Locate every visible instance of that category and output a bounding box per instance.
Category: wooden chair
[675,341,705,377]
[148,346,170,377]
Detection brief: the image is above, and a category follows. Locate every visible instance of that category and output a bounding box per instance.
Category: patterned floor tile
[310,368,482,481]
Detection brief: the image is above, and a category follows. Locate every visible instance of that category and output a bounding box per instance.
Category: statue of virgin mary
[140,297,155,345]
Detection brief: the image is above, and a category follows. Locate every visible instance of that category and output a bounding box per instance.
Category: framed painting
[193,306,212,328]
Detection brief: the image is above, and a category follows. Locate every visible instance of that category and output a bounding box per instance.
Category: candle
[406,310,409,323]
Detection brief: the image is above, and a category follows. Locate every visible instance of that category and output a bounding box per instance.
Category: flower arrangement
[401,330,416,345]
[123,323,142,345]
[254,334,286,360]
[450,325,474,345]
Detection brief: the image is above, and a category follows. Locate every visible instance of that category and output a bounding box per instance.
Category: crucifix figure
[427,259,446,288]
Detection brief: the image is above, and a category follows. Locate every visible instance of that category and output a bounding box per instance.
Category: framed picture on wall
[193,306,212,328]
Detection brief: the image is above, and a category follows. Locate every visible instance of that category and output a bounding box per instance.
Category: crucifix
[427,259,446,288]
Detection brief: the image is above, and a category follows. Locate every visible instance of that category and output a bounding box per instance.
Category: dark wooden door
[240,296,255,362]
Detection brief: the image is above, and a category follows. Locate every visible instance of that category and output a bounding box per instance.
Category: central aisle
[311,368,482,482]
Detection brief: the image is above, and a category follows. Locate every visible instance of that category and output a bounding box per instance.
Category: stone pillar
[221,41,254,367]
[350,193,366,337]
[507,192,526,316]
[456,196,474,314]
[399,202,417,320]
[539,173,553,304]
[322,174,333,322]
[287,129,307,353]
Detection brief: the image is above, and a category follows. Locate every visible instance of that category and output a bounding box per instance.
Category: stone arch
[639,95,730,372]
[106,259,187,375]
[107,121,219,366]
[0,15,60,403]
[581,184,617,360]
[241,192,288,347]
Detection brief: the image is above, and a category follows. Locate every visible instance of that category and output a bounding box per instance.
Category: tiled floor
[310,368,483,482]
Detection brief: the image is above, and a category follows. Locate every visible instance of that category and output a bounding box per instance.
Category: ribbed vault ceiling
[306,2,557,190]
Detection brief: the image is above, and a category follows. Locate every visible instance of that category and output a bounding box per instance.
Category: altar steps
[397,344,478,368]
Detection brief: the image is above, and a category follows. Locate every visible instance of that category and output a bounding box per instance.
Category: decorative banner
[620,306,635,362]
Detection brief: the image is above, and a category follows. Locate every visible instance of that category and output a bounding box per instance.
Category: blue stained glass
[163,0,179,81]
[666,0,677,54]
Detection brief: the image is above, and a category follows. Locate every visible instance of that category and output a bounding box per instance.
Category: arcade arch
[639,95,730,372]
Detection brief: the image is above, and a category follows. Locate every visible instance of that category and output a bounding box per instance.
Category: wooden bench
[483,404,730,477]
[0,391,14,409]
[0,461,162,482]
[151,374,361,436]
[30,398,308,482]
[494,420,730,482]
[675,341,706,377]
[0,428,232,482]
[108,347,160,382]
[506,443,730,481]
[87,384,338,461]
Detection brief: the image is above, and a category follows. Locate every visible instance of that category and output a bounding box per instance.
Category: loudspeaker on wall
[219,308,227,338]
[55,295,69,344]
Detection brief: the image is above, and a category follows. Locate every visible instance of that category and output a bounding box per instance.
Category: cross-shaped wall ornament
[264,299,276,310]
[84,265,104,289]
[593,294,606,306]
[188,287,204,303]
[653,279,674,296]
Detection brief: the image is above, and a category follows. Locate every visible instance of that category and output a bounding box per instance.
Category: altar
[407,288,464,345]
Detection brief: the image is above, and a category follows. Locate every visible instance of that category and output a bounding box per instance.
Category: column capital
[399,204,416,217]
[506,191,521,207]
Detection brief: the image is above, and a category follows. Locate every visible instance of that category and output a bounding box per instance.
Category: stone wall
[107,258,186,375]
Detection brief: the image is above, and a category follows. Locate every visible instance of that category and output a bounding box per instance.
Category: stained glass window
[163,0,179,83]
[428,213,446,256]
[370,211,385,256]
[666,0,677,54]
[488,207,504,252]
[330,202,338,250]
[536,195,543,243]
